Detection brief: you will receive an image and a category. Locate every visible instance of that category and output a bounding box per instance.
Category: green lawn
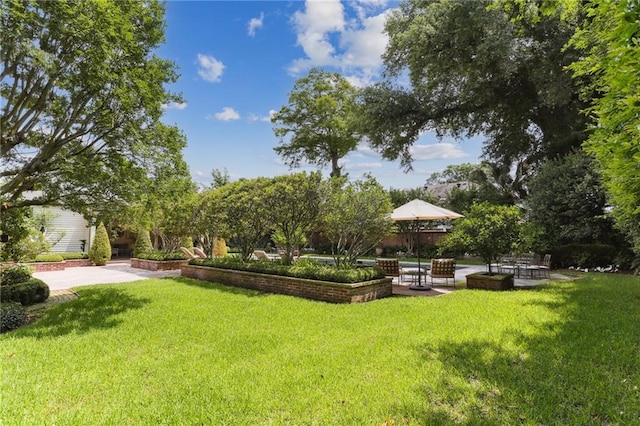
[2,274,639,424]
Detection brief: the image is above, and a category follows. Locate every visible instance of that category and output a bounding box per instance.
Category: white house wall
[32,206,93,252]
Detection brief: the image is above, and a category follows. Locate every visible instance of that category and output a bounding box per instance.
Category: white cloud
[248,12,264,37]
[197,54,225,83]
[410,143,468,161]
[209,107,240,121]
[162,101,187,110]
[288,0,392,80]
[345,161,383,171]
[289,0,345,73]
[248,109,277,123]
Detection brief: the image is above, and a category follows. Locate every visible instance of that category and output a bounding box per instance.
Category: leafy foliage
[33,254,64,263]
[135,251,188,261]
[318,176,396,267]
[263,172,323,264]
[0,264,33,286]
[132,229,153,258]
[0,201,31,261]
[0,278,49,306]
[89,222,111,265]
[439,202,525,274]
[526,151,624,251]
[272,68,360,178]
[0,0,186,216]
[0,302,26,333]
[358,0,587,178]
[189,257,385,283]
[568,0,640,253]
[212,237,227,258]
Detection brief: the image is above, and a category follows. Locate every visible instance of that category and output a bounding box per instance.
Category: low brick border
[131,258,189,271]
[181,264,393,304]
[64,259,92,268]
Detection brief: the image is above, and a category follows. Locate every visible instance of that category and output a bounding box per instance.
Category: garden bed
[181,264,392,303]
[131,258,189,271]
[466,272,515,291]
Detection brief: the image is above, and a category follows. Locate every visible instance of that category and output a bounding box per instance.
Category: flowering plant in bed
[188,257,385,284]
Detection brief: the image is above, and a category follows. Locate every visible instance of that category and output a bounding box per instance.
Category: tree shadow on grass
[174,276,267,298]
[16,287,151,339]
[389,277,640,424]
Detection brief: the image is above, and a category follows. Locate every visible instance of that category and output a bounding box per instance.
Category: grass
[2,274,639,424]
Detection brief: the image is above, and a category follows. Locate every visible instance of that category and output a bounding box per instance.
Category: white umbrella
[390,199,463,289]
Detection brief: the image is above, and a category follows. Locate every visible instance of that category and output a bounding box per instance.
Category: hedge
[1,303,26,333]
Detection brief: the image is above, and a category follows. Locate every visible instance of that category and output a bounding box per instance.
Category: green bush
[89,222,111,265]
[189,257,385,284]
[0,278,50,306]
[0,264,33,286]
[0,302,27,333]
[58,252,89,260]
[133,229,153,258]
[552,244,617,268]
[136,251,188,261]
[179,236,194,251]
[34,253,64,262]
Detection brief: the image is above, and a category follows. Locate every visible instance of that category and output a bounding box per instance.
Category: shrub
[58,252,89,260]
[133,228,153,258]
[1,264,34,286]
[34,253,64,262]
[0,278,50,306]
[1,302,26,333]
[136,251,188,261]
[89,222,111,265]
[189,257,385,284]
[179,236,194,251]
[552,244,617,268]
[212,237,228,257]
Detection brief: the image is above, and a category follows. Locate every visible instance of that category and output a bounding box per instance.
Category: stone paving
[26,289,79,312]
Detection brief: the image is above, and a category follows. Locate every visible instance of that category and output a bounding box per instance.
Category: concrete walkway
[33,260,181,291]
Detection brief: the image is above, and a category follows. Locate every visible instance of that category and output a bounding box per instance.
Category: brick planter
[466,272,514,291]
[64,259,92,268]
[181,265,393,304]
[28,262,67,272]
[131,258,189,271]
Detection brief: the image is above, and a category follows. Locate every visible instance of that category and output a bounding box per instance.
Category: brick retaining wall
[64,259,92,268]
[181,265,393,303]
[131,258,189,271]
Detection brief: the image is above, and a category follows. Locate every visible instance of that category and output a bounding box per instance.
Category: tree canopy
[526,150,621,251]
[358,0,588,176]
[271,68,360,178]
[0,0,186,215]
[568,0,640,253]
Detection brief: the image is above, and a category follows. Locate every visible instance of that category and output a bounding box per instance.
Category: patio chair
[180,247,199,259]
[253,250,280,261]
[193,247,208,258]
[376,258,403,283]
[428,258,456,287]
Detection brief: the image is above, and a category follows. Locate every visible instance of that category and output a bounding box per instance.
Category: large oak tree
[358,0,588,180]
[1,0,185,215]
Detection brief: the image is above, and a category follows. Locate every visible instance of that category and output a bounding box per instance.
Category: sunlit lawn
[1,274,639,424]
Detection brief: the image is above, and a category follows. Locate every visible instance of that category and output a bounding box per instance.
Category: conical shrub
[213,237,227,257]
[89,222,111,266]
[133,228,153,258]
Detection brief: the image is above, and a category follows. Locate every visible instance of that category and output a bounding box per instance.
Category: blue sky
[158,0,484,190]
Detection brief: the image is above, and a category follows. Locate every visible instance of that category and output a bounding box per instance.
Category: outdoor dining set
[493,253,552,279]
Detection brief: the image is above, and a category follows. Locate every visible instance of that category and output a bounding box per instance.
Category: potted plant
[439,202,525,290]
